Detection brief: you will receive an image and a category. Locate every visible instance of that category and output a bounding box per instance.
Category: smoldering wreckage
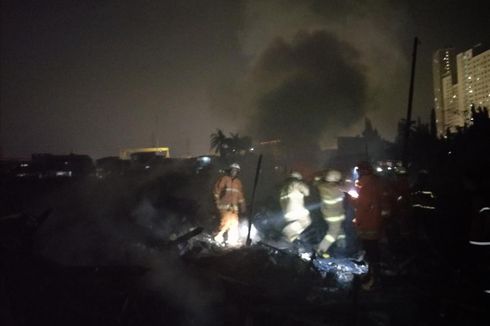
[1,159,488,326]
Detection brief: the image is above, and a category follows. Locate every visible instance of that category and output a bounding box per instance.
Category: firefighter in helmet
[316,169,346,258]
[280,171,311,242]
[350,161,383,290]
[213,163,246,246]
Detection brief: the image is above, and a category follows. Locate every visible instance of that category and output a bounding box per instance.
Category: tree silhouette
[210,130,253,158]
[229,133,252,155]
[210,129,228,157]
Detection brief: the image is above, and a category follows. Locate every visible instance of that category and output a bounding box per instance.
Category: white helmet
[290,171,302,180]
[229,163,241,170]
[325,170,342,183]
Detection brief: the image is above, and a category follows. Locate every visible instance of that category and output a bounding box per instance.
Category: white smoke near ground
[30,167,220,324]
[131,198,183,240]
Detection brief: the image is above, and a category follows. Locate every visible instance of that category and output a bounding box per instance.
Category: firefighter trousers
[215,210,239,245]
[318,218,345,253]
[283,208,311,242]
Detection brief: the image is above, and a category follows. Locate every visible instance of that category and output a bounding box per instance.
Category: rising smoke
[247,30,367,154]
[213,0,409,151]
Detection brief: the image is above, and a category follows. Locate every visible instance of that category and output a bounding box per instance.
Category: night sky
[1,0,489,159]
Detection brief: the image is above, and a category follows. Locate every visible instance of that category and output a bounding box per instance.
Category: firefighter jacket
[213,175,245,212]
[280,178,310,217]
[316,180,346,252]
[353,174,383,240]
[316,180,345,222]
[410,185,436,211]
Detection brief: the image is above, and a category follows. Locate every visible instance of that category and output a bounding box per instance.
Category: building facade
[433,44,490,136]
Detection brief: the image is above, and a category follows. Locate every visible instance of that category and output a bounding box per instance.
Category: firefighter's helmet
[325,169,342,182]
[229,163,241,170]
[290,171,303,180]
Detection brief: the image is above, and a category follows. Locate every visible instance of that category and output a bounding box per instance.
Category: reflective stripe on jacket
[280,179,309,213]
[316,181,345,218]
[214,175,245,210]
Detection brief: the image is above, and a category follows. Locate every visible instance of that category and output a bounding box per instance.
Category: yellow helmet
[325,169,342,182]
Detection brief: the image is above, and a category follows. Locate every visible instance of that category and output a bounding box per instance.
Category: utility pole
[246,154,263,246]
[402,37,419,168]
[0,106,2,159]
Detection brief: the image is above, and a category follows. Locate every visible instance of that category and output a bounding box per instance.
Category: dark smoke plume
[248,30,367,155]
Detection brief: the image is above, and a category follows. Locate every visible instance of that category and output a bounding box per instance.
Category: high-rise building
[433,48,458,136]
[457,45,490,116]
[433,44,490,137]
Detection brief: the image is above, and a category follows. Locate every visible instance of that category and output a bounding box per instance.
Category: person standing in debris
[410,169,438,253]
[315,169,347,258]
[213,163,246,246]
[280,171,311,243]
[316,170,345,258]
[350,161,383,290]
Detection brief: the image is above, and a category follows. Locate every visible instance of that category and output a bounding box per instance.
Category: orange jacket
[353,174,383,240]
[213,175,245,212]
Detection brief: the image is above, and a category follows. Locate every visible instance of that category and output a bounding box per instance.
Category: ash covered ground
[1,161,488,326]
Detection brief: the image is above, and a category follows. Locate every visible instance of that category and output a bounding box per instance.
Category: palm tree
[229,133,241,154]
[229,133,253,154]
[211,130,254,158]
[210,129,227,156]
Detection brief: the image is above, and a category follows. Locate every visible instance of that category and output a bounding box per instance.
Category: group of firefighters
[211,161,435,290]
